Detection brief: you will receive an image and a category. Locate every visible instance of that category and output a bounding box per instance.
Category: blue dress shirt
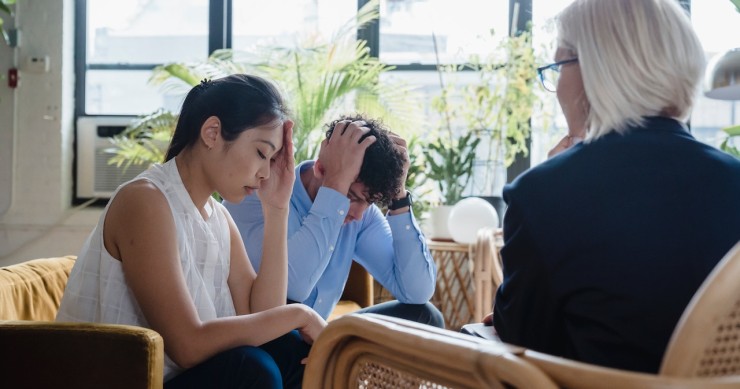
[223,160,437,319]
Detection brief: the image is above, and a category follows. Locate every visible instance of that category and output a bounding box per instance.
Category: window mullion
[358,0,380,58]
[507,0,534,182]
[209,0,231,54]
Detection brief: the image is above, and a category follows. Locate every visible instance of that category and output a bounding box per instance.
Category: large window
[379,0,507,65]
[82,0,210,115]
[77,0,735,178]
[79,0,359,116]
[78,0,508,117]
[231,0,354,51]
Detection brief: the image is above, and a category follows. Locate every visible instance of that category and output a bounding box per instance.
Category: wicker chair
[522,241,740,389]
[303,313,558,389]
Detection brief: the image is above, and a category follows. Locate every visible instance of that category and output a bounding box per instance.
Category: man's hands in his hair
[316,120,376,196]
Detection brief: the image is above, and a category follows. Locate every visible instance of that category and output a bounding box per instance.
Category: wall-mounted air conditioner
[76,116,148,199]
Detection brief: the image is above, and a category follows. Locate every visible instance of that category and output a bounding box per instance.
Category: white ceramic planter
[429,204,454,241]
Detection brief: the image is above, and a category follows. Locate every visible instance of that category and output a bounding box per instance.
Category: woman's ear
[200,116,221,149]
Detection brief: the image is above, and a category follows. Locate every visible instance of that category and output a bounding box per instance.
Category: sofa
[0,255,373,388]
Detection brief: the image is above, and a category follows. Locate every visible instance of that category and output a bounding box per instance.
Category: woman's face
[555,47,588,137]
[215,118,285,204]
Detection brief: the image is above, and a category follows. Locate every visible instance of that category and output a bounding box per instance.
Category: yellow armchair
[0,256,164,389]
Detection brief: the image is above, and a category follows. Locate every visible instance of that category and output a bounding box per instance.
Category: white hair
[557,0,706,139]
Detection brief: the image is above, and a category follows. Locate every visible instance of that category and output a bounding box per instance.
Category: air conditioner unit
[76,116,148,199]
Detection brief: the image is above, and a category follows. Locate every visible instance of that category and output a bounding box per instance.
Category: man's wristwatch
[388,190,413,210]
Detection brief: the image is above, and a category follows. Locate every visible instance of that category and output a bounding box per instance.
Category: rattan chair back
[303,313,558,389]
[660,241,740,377]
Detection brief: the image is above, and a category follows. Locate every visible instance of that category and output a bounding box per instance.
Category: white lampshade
[704,48,740,100]
[447,197,499,245]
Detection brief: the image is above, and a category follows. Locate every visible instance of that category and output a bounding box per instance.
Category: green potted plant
[439,27,538,197]
[423,125,480,207]
[423,26,539,236]
[421,57,480,239]
[422,128,480,240]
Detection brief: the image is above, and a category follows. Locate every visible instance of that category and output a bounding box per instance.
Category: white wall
[0,0,102,267]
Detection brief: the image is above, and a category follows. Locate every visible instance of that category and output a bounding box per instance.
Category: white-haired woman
[490,0,740,373]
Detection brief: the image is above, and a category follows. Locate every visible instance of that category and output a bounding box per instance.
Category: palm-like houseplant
[109,0,418,168]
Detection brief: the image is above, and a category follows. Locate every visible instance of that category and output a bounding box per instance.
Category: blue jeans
[164,330,310,389]
[356,300,446,328]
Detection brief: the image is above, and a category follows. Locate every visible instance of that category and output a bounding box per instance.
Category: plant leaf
[731,0,740,13]
[722,125,740,136]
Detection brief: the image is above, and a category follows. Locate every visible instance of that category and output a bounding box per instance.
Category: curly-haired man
[224,114,443,327]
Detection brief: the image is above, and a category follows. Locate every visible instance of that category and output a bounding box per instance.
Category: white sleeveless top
[56,158,236,381]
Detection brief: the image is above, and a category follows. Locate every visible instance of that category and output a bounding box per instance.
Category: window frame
[74,0,703,182]
[74,0,233,118]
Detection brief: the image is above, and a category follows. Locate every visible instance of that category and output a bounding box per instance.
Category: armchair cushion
[0,256,75,320]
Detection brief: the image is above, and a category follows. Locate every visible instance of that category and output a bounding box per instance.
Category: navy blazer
[493,116,740,373]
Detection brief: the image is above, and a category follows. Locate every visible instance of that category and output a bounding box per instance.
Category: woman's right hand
[547,134,584,158]
[482,312,494,325]
[297,305,328,345]
[258,121,295,210]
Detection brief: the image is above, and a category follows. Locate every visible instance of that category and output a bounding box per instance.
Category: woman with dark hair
[57,74,326,388]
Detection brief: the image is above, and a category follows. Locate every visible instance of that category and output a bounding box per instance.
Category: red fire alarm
[8,68,18,88]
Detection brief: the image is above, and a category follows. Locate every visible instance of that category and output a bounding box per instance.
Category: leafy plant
[429,27,538,202]
[404,134,433,220]
[720,125,740,158]
[107,109,177,171]
[462,28,537,170]
[423,131,480,205]
[109,0,417,167]
[423,25,539,205]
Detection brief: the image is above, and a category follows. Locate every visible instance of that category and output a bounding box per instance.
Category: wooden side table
[429,228,503,331]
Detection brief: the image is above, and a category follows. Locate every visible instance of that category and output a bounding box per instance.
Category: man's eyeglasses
[536,58,579,92]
